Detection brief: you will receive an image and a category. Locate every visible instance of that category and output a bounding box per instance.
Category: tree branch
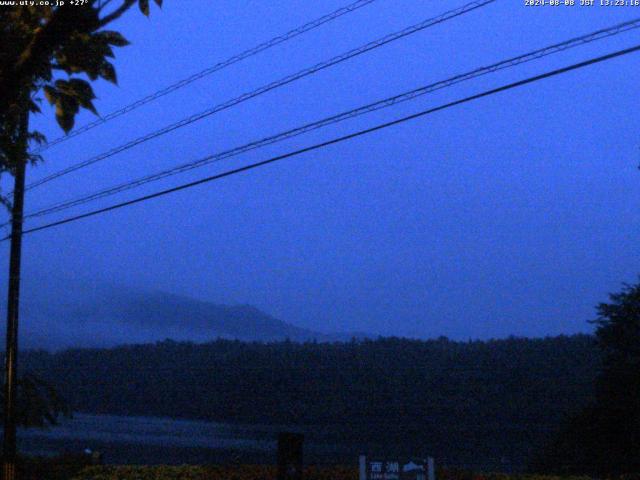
[97,0,116,11]
[1,5,100,117]
[98,0,136,27]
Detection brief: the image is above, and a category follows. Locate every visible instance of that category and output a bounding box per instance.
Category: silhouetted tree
[0,0,163,431]
[532,280,640,475]
[1,375,71,428]
[0,0,163,203]
[591,280,640,472]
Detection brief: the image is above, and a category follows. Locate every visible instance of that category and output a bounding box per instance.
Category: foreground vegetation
[66,465,638,480]
[71,465,351,480]
[533,281,640,475]
[11,459,640,480]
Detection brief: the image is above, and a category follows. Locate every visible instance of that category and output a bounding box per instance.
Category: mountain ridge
[0,280,368,350]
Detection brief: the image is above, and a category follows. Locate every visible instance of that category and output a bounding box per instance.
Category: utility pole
[3,100,29,480]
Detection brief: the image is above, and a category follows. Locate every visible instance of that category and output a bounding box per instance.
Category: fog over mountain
[0,278,362,350]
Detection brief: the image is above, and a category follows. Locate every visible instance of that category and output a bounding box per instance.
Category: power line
[23,0,496,192]
[10,43,640,241]
[19,17,640,222]
[34,0,379,153]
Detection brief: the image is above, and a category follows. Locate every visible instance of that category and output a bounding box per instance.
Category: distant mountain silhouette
[0,278,366,350]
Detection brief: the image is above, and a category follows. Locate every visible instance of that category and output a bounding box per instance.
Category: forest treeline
[20,335,599,469]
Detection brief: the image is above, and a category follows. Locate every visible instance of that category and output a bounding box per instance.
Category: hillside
[2,280,354,348]
[22,334,599,470]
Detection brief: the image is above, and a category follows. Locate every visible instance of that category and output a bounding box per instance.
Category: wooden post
[277,432,303,480]
[427,457,435,480]
[359,455,366,480]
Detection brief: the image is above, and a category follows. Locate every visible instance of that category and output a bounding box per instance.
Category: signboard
[359,456,435,480]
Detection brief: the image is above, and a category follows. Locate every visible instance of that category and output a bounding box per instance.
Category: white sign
[359,456,435,480]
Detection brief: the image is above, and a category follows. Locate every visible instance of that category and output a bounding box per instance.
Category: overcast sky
[2,0,638,340]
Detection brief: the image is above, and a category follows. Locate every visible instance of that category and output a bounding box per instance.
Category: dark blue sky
[2,0,639,340]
